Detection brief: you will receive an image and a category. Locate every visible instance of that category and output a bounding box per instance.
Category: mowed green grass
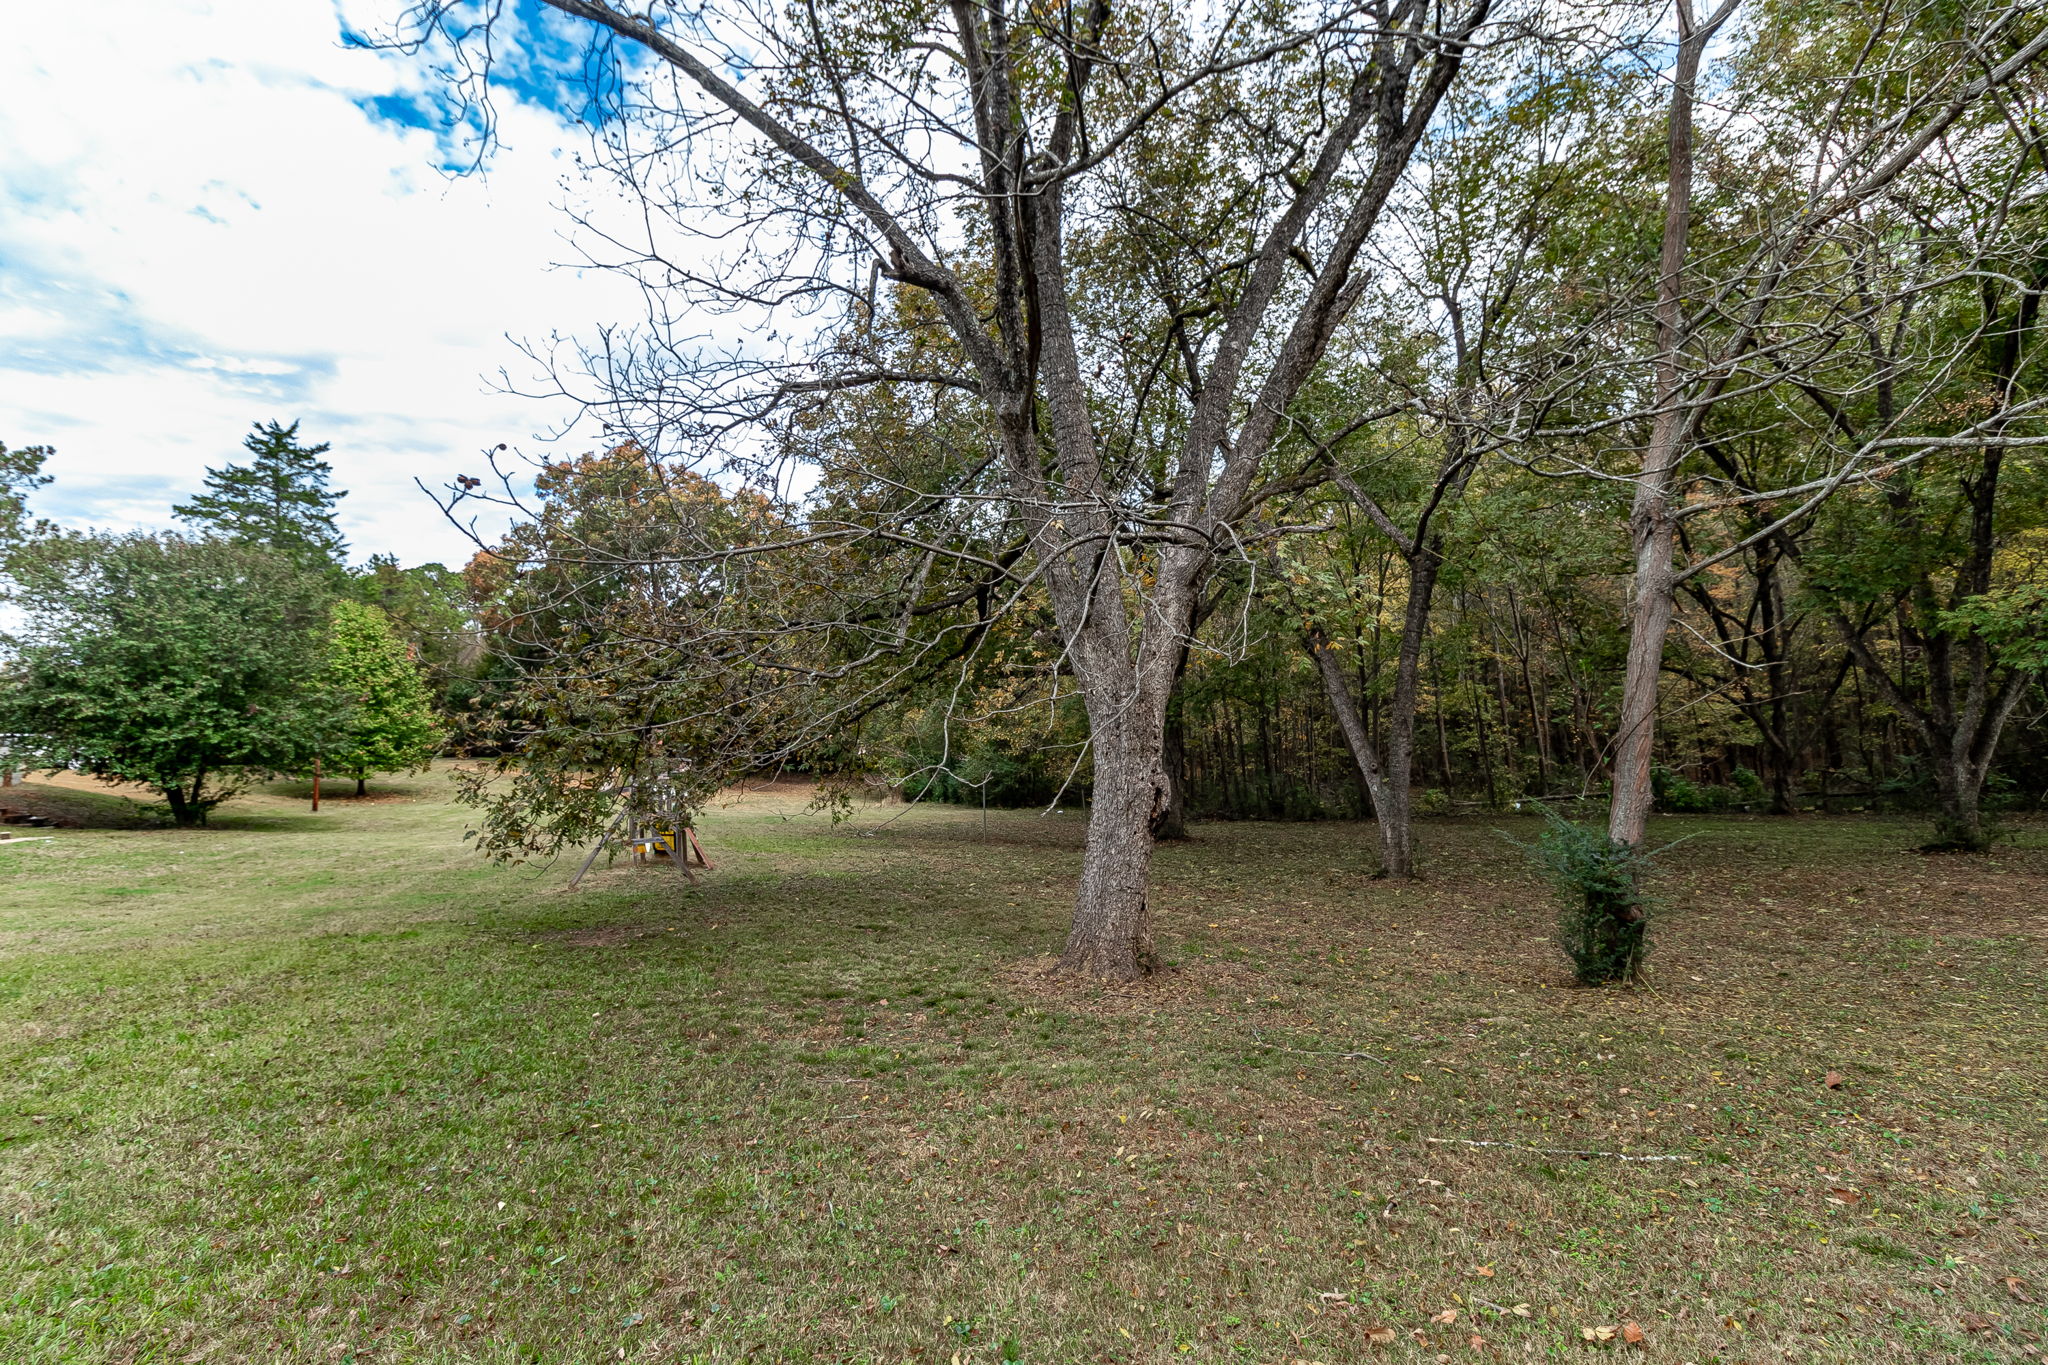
[0,771,2042,1365]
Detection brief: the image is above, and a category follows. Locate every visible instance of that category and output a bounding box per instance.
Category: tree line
[349,0,2047,981]
[0,425,446,825]
[11,2,2041,988]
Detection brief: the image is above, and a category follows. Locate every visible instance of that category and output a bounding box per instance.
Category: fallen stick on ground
[1250,1029,1392,1066]
[1426,1136,1695,1162]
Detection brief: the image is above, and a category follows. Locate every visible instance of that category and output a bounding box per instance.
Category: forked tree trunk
[163,770,209,828]
[163,787,200,828]
[1310,627,1397,845]
[1313,444,1464,878]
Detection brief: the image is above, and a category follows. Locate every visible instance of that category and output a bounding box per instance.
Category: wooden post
[311,757,321,812]
[668,813,697,885]
[568,808,629,891]
[685,826,713,869]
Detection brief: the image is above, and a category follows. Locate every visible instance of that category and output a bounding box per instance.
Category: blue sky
[0,1,648,567]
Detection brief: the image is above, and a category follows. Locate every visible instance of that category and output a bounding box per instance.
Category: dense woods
[346,0,2048,978]
[7,0,2043,966]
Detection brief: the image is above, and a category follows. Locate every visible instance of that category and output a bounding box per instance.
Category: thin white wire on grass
[1426,1137,1696,1162]
[1249,1028,1392,1066]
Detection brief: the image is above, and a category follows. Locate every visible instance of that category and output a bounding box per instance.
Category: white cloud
[0,1,651,567]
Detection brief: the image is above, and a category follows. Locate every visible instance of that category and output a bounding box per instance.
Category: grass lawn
[1,770,2042,1365]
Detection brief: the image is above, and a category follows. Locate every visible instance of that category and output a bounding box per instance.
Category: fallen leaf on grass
[1467,1335,1485,1349]
[1621,1321,1646,1346]
[2004,1276,2035,1303]
[1960,1312,1994,1335]
[1471,1265,1495,1278]
[1581,1325,1617,1343]
[1362,1325,1397,1346]
[1824,1071,1844,1089]
[1432,1309,1459,1325]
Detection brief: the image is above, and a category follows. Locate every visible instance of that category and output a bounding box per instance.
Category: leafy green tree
[174,421,348,568]
[323,599,444,795]
[0,534,339,826]
[349,554,479,703]
[0,440,52,552]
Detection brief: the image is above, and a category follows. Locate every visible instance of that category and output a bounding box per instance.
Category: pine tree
[174,421,348,567]
[0,439,53,550]
[324,600,444,795]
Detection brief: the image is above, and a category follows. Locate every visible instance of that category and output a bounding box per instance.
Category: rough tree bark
[1607,0,1735,849]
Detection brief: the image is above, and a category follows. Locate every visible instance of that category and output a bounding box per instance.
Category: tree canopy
[323,599,444,795]
[174,420,349,569]
[0,534,340,825]
[364,0,2048,977]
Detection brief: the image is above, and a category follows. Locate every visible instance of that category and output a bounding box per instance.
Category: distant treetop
[175,420,348,568]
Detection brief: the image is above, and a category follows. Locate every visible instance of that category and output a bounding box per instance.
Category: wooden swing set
[567,769,713,890]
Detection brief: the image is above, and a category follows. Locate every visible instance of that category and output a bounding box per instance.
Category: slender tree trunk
[1431,643,1454,795]
[355,776,368,798]
[1154,684,1191,841]
[1609,1,1722,849]
[1378,567,1434,878]
[1309,628,1405,873]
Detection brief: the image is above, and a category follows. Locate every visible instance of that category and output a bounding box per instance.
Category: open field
[1,771,2043,1364]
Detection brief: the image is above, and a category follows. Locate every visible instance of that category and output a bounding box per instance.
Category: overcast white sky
[0,2,644,568]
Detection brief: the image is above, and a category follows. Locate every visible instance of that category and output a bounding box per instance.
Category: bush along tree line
[0,423,448,825]
[355,0,2048,984]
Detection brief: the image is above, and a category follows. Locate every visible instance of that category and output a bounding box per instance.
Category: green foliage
[1521,809,1663,986]
[900,741,1077,810]
[454,448,797,861]
[1939,584,2048,673]
[323,600,444,788]
[0,439,53,554]
[173,420,348,569]
[0,533,340,826]
[1652,765,1732,814]
[349,555,479,705]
